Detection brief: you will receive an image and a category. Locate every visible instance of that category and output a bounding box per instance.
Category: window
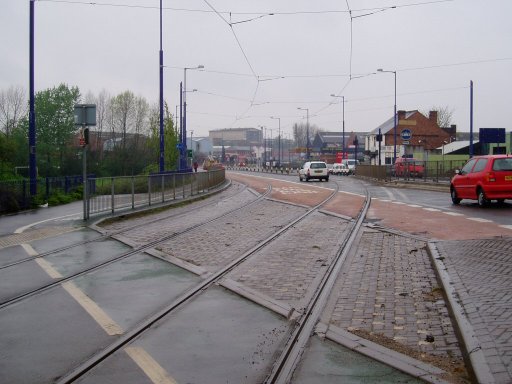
[311,162,326,169]
[461,159,477,174]
[493,158,512,171]
[472,159,488,173]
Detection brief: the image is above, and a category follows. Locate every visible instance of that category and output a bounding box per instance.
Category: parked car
[450,154,512,206]
[393,158,424,178]
[299,161,329,182]
[342,159,359,174]
[331,163,350,176]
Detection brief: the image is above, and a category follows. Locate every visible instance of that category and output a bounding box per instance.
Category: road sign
[187,149,193,158]
[74,104,96,126]
[400,129,412,141]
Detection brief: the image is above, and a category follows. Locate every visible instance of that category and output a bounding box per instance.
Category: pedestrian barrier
[85,169,225,219]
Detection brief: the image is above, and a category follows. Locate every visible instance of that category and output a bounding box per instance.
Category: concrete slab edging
[427,241,496,384]
[317,323,451,384]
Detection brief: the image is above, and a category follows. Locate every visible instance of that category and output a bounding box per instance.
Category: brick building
[366,110,453,165]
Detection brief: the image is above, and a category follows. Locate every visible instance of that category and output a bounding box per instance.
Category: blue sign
[176,143,183,150]
[400,129,412,140]
[479,128,505,143]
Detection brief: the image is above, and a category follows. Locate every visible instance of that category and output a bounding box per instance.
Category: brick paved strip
[433,238,512,384]
[324,229,464,362]
[428,242,495,384]
[0,226,78,249]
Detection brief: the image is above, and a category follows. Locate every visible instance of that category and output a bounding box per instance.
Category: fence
[228,160,468,183]
[85,169,226,219]
[0,175,86,214]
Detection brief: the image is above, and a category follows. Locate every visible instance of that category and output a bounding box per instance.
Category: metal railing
[0,175,86,214]
[86,169,225,219]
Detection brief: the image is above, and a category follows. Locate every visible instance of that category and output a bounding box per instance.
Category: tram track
[46,179,342,383]
[2,176,381,384]
[0,183,266,308]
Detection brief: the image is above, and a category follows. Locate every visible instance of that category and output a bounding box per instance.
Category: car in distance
[331,163,350,176]
[393,158,424,178]
[342,159,359,175]
[299,161,329,182]
[450,154,512,206]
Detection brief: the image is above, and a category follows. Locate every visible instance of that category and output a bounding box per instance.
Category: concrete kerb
[427,241,496,384]
[317,323,451,384]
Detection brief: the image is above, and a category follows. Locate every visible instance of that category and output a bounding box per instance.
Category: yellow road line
[62,281,123,336]
[21,243,39,257]
[125,346,178,384]
[22,243,64,279]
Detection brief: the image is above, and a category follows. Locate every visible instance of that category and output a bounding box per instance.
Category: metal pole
[393,71,397,163]
[342,96,345,159]
[470,80,474,158]
[29,0,37,196]
[159,0,164,172]
[378,128,382,166]
[82,124,87,220]
[183,68,187,170]
[179,82,183,170]
[306,109,310,160]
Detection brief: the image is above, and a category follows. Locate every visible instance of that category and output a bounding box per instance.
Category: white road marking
[499,225,512,230]
[125,347,178,384]
[21,243,38,257]
[443,212,464,216]
[62,281,124,336]
[467,217,493,223]
[423,207,441,212]
[14,212,81,233]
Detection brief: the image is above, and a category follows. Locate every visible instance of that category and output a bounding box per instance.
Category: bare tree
[293,122,320,150]
[425,106,454,128]
[0,86,28,135]
[111,91,136,149]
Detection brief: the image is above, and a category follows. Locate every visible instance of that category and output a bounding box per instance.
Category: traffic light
[83,128,90,145]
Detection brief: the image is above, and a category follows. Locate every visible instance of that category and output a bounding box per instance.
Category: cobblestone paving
[325,228,463,359]
[226,211,350,310]
[156,200,308,272]
[103,186,261,246]
[436,238,512,384]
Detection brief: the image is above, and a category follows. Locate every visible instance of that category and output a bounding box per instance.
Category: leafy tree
[31,84,81,177]
[147,102,178,172]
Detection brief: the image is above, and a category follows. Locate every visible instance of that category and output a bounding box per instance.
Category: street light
[377,68,397,164]
[182,65,204,170]
[297,107,310,160]
[330,94,345,160]
[270,116,281,166]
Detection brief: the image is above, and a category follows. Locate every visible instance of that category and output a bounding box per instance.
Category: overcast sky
[1,0,511,139]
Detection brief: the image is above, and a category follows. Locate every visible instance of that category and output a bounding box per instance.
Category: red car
[393,158,425,178]
[450,155,512,206]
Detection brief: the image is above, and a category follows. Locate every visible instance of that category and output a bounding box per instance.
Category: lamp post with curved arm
[330,94,345,159]
[182,65,204,169]
[297,107,310,160]
[377,68,397,164]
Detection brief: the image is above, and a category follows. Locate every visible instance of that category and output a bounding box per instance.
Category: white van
[342,159,359,174]
[331,163,349,176]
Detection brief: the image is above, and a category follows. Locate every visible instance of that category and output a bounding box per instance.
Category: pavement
[1,175,511,383]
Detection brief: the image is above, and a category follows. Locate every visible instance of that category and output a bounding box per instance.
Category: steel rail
[265,187,371,384]
[57,181,340,384]
[0,183,270,309]
[0,180,238,270]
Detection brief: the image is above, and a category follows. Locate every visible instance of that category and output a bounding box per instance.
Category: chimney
[429,110,438,124]
[397,110,406,120]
